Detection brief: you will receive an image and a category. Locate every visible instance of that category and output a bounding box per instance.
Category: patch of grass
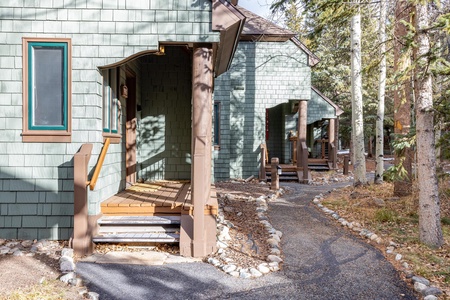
[5,280,78,300]
[442,216,450,226]
[374,208,397,223]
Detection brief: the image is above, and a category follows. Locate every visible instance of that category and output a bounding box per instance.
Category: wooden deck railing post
[260,144,266,181]
[271,157,280,190]
[328,118,337,169]
[72,144,93,256]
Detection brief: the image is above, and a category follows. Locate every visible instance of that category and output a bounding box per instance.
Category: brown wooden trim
[102,133,121,144]
[22,37,72,143]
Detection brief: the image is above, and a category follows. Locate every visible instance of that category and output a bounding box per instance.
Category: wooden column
[190,45,213,257]
[271,157,280,190]
[296,100,309,183]
[328,118,337,169]
[72,144,94,256]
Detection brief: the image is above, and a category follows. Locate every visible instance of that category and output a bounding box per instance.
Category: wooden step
[98,215,181,226]
[98,225,179,234]
[93,232,180,243]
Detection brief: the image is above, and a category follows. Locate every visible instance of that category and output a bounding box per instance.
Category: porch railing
[89,138,110,191]
[72,143,93,256]
[72,138,110,255]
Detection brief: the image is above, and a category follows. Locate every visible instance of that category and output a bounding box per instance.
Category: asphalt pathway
[77,182,417,300]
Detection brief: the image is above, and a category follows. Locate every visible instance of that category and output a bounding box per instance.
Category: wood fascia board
[212,0,246,76]
[290,37,320,67]
[311,86,344,116]
[239,34,295,42]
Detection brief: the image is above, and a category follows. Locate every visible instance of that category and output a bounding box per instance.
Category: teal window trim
[27,42,68,131]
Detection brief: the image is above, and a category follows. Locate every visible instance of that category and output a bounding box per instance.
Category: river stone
[414,282,428,293]
[61,248,74,258]
[222,264,237,273]
[12,249,23,256]
[424,296,438,300]
[0,246,10,255]
[229,271,240,277]
[239,269,251,279]
[412,276,430,286]
[87,292,100,300]
[21,240,33,248]
[250,268,263,277]
[267,255,283,263]
[207,257,221,266]
[60,272,77,283]
[61,259,76,273]
[424,287,443,296]
[257,264,271,274]
[395,254,402,261]
[267,238,278,248]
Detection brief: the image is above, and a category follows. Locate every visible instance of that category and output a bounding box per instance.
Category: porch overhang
[212,0,246,76]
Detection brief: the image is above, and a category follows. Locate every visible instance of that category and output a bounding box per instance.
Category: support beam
[296,100,309,183]
[186,45,214,258]
[328,118,337,169]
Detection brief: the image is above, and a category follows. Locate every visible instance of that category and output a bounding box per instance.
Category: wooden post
[328,118,337,169]
[296,100,309,183]
[343,155,349,175]
[187,45,214,258]
[260,144,266,181]
[72,144,93,256]
[271,157,279,190]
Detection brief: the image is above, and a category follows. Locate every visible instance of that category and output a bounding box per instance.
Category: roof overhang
[311,86,344,116]
[212,0,246,76]
[290,37,320,67]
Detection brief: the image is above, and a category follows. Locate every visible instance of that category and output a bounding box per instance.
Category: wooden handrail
[89,138,110,191]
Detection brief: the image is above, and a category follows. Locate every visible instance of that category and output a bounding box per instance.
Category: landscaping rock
[412,276,430,286]
[423,287,443,296]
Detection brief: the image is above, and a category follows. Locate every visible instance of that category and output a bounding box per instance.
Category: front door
[126,69,137,186]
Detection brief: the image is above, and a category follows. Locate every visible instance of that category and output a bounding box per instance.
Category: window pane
[32,47,64,126]
[102,70,110,131]
[214,103,220,145]
[110,68,118,133]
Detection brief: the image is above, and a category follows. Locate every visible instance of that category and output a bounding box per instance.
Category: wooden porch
[100,181,218,216]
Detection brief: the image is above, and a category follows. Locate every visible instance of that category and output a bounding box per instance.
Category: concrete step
[93,232,180,243]
[98,225,179,234]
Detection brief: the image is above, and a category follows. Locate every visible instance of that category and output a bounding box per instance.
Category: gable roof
[236,5,295,42]
[290,37,320,67]
[311,86,344,116]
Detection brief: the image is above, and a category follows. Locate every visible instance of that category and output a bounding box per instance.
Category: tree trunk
[393,0,413,196]
[375,0,386,184]
[351,7,367,186]
[414,4,444,248]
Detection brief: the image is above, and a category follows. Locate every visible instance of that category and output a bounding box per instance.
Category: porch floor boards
[100,181,217,216]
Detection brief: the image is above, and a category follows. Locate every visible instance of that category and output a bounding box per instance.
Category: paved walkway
[77,182,417,300]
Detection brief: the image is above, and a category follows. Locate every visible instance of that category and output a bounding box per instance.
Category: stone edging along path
[208,188,285,279]
[312,192,444,300]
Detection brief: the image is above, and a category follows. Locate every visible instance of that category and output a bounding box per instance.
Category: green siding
[214,40,311,179]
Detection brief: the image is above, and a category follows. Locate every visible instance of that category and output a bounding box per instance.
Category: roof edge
[290,37,320,67]
[311,86,344,116]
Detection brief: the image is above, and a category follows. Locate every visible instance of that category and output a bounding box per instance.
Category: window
[213,101,220,148]
[102,68,121,142]
[22,38,71,142]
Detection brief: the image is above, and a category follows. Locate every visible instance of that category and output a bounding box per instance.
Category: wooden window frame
[102,68,121,144]
[214,101,221,149]
[22,37,72,143]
